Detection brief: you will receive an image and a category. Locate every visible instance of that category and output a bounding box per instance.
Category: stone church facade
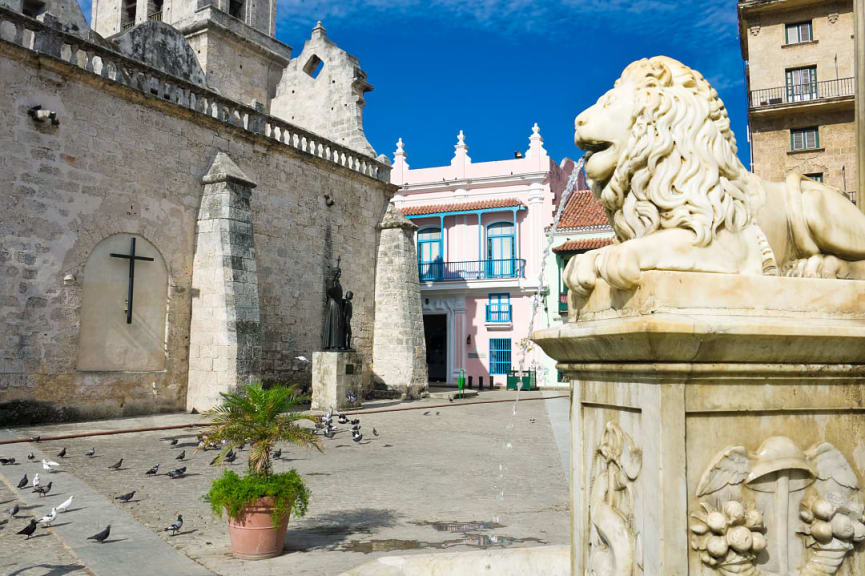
[0,0,408,419]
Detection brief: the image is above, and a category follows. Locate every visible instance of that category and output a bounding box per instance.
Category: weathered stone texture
[310,350,363,411]
[371,204,428,398]
[0,42,393,418]
[186,153,262,412]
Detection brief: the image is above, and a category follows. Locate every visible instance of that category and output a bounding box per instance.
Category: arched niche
[77,234,168,371]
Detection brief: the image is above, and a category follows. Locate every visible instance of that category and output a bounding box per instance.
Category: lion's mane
[597,56,758,246]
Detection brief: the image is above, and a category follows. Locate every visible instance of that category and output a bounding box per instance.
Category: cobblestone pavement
[0,473,91,576]
[0,390,570,576]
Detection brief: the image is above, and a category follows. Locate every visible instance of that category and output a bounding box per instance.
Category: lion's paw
[563,243,641,299]
[782,255,850,279]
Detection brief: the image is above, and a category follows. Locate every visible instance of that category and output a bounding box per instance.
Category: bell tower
[91,0,290,110]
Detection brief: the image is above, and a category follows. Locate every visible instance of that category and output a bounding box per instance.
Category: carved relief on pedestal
[588,421,643,576]
[690,437,865,575]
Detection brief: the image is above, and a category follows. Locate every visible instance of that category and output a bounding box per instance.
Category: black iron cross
[110,237,154,324]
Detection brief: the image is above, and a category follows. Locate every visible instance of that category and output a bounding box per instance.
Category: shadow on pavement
[285,508,401,552]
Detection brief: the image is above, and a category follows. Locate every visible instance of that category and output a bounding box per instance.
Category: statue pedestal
[533,271,865,576]
[311,351,363,412]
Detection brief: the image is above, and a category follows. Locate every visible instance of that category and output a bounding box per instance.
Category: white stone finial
[526,122,547,159]
[456,130,466,147]
[395,137,405,157]
[451,129,471,172]
[313,20,327,37]
[392,138,409,184]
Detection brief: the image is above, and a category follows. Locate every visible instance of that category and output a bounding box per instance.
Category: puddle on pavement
[411,520,506,532]
[339,534,545,554]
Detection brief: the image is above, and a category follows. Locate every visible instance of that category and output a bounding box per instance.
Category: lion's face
[574,82,637,189]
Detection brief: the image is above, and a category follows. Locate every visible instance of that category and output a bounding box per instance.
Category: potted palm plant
[203,382,320,559]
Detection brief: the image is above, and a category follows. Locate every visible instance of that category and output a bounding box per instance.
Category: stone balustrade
[0,6,391,183]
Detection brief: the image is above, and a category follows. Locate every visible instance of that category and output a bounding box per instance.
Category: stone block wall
[0,40,393,418]
[751,107,856,195]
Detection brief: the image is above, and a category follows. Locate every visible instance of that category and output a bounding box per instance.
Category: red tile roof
[553,237,614,253]
[399,198,524,216]
[557,190,610,230]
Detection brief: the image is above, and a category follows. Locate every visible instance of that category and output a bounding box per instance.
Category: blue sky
[79,0,749,169]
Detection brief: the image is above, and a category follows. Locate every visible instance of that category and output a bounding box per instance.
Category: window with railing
[490,338,512,375]
[786,66,817,102]
[785,21,812,44]
[487,222,515,278]
[486,293,511,323]
[416,258,526,282]
[417,227,442,282]
[791,127,819,152]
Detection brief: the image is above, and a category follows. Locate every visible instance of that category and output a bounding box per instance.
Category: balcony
[418,259,526,282]
[749,77,854,110]
[485,304,512,323]
[148,11,162,21]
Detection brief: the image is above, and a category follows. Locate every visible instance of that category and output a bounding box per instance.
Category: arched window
[417,227,442,281]
[487,222,515,277]
[77,234,168,371]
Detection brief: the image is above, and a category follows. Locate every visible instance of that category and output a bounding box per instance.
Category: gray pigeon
[33,481,52,497]
[108,458,123,470]
[85,447,96,457]
[167,466,186,479]
[87,524,111,543]
[145,464,159,475]
[115,490,135,503]
[164,514,183,536]
[17,474,28,489]
[175,450,185,461]
[8,504,19,517]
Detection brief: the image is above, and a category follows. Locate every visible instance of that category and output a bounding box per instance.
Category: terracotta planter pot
[226,497,290,560]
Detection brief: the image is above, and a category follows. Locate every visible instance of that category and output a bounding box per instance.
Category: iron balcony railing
[749,77,854,109]
[148,11,163,21]
[418,258,526,282]
[485,304,512,323]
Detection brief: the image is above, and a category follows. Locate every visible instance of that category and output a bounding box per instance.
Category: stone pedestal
[533,271,865,576]
[311,351,363,411]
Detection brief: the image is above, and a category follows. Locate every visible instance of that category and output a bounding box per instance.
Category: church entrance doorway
[423,314,447,382]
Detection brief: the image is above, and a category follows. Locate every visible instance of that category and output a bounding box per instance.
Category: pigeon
[338,414,348,424]
[175,450,185,461]
[108,458,123,470]
[57,447,66,458]
[529,417,536,424]
[33,481,52,497]
[423,411,430,416]
[115,490,135,503]
[27,452,34,461]
[436,411,440,416]
[372,428,379,437]
[145,464,159,475]
[87,524,111,543]
[8,504,19,517]
[17,519,37,539]
[346,390,357,404]
[85,447,96,457]
[224,450,236,463]
[324,426,335,439]
[33,473,40,488]
[238,443,245,451]
[167,466,186,479]
[38,507,57,526]
[56,495,73,513]
[294,355,309,363]
[164,514,183,536]
[271,449,282,459]
[352,431,363,442]
[209,455,219,466]
[350,418,360,426]
[17,474,28,489]
[449,397,454,403]
[42,459,59,473]
[0,457,16,465]
[169,438,178,446]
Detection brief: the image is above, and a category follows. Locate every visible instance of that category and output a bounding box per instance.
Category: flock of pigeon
[3,440,192,544]
[316,408,378,443]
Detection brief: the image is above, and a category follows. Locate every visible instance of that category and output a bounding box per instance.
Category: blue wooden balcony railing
[485,304,512,323]
[418,259,526,282]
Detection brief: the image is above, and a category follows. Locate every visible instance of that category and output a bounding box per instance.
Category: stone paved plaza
[0,390,569,576]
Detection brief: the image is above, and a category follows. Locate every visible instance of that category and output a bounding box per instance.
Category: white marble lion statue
[565,56,865,302]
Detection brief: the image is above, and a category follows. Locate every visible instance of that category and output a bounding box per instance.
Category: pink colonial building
[391,125,576,386]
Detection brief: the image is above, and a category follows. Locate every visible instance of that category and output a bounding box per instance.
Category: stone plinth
[311,351,363,411]
[372,203,428,399]
[533,271,865,576]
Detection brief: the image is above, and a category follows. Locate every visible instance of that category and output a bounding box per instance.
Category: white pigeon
[42,459,59,473]
[295,355,310,363]
[56,495,74,513]
[38,507,57,526]
[32,473,40,488]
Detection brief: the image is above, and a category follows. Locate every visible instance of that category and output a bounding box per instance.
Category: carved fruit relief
[691,437,864,575]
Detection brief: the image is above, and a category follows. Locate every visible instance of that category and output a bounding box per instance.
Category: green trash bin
[457,369,465,399]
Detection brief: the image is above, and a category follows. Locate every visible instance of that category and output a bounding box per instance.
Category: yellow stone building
[738,0,856,200]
